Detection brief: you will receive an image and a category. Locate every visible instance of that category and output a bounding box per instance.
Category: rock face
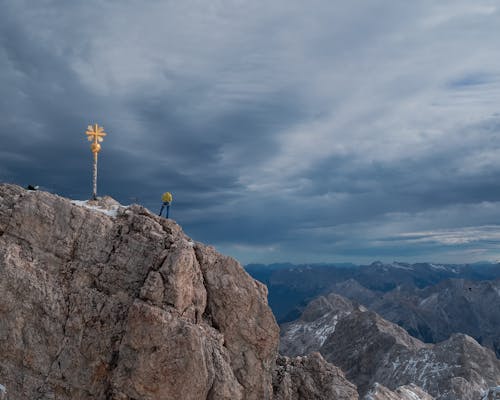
[0,184,279,400]
[272,353,358,400]
[281,293,500,400]
[279,293,360,356]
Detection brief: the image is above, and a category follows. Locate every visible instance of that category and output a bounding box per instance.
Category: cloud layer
[2,0,500,263]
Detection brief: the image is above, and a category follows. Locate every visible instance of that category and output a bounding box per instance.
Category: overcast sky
[2,0,500,264]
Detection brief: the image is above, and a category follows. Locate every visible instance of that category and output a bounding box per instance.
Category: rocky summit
[0,184,284,399]
[279,293,363,357]
[0,184,364,400]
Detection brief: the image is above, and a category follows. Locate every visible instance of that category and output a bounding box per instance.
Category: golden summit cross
[85,124,106,200]
[86,123,106,152]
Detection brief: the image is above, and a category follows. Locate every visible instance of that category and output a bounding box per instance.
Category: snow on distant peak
[390,262,414,270]
[283,313,342,348]
[429,263,446,271]
[280,306,354,356]
[428,263,459,273]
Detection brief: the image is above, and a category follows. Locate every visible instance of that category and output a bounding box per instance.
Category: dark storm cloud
[2,0,500,264]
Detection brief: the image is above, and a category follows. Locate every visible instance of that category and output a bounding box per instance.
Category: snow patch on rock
[71,199,124,217]
[283,313,341,347]
[429,263,446,271]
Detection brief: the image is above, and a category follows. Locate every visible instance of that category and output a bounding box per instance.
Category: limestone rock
[195,243,279,400]
[0,184,278,400]
[272,352,358,400]
[280,293,359,357]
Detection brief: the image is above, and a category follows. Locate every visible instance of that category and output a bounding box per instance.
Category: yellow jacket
[162,192,173,203]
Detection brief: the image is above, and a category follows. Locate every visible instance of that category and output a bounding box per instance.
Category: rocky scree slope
[280,293,364,357]
[0,184,358,400]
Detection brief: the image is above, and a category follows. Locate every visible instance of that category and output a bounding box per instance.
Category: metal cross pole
[85,123,106,200]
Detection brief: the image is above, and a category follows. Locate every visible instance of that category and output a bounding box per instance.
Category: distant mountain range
[245,261,500,322]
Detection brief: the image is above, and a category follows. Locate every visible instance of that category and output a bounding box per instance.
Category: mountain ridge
[246,261,500,326]
[280,291,500,399]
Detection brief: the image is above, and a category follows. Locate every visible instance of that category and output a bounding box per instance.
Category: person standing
[159,192,173,218]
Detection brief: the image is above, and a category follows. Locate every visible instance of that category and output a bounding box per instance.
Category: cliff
[0,184,281,399]
[0,184,358,400]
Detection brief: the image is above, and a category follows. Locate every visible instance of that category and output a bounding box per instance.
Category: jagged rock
[334,278,500,357]
[110,301,243,400]
[364,382,434,399]
[0,184,279,400]
[272,352,358,400]
[321,310,425,395]
[280,293,360,356]
[322,310,500,400]
[378,279,500,357]
[281,290,500,400]
[195,244,279,398]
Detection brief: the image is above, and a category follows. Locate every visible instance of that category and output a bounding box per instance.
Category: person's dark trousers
[159,202,171,218]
